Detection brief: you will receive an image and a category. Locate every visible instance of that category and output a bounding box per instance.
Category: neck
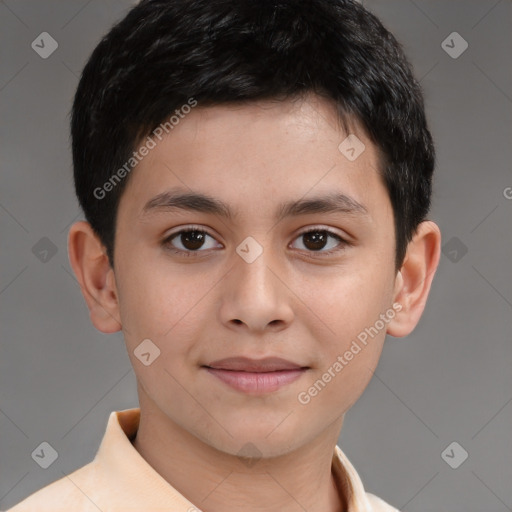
[132,387,346,512]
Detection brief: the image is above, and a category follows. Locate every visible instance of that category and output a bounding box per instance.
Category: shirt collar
[94,408,374,511]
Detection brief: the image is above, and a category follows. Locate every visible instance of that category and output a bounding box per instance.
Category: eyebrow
[140,187,368,222]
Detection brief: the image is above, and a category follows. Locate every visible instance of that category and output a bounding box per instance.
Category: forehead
[119,94,389,223]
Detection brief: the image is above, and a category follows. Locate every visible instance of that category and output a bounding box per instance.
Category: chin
[194,416,305,457]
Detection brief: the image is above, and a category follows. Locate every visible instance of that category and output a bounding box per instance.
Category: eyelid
[294,224,349,240]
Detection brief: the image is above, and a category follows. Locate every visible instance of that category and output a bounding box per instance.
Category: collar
[94,408,375,511]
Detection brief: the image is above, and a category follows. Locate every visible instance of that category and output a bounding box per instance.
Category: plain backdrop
[1,1,511,510]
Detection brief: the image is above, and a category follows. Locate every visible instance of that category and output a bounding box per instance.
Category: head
[69,0,440,458]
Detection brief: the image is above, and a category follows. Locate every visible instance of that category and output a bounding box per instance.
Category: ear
[67,221,122,333]
[387,220,441,337]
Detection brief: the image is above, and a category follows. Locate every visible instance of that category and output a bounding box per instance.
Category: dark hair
[71,0,435,270]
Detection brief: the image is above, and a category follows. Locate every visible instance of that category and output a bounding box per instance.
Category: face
[112,94,399,457]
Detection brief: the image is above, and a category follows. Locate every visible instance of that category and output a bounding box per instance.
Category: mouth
[202,357,309,394]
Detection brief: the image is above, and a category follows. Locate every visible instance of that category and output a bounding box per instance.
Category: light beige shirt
[7,408,399,511]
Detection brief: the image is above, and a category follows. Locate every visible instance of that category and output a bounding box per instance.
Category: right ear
[67,221,122,333]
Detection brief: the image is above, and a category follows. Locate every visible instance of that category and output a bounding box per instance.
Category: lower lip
[204,367,307,393]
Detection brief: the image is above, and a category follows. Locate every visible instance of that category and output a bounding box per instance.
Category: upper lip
[204,357,307,372]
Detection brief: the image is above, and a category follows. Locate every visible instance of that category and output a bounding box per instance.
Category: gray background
[1,1,511,510]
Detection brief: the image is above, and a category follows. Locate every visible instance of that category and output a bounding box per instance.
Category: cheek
[316,267,395,398]
[298,323,386,414]
[297,264,393,398]
[114,251,202,354]
[312,345,383,412]
[309,266,393,340]
[117,262,205,402]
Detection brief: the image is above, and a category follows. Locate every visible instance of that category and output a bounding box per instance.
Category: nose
[218,245,294,333]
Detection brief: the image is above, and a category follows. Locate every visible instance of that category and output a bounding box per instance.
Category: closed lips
[204,356,308,372]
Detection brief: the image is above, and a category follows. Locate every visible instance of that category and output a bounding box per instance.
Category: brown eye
[291,229,346,254]
[177,230,207,250]
[163,228,221,254]
[302,231,329,250]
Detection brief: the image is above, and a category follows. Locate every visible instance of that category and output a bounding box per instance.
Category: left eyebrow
[276,193,368,220]
[140,187,369,222]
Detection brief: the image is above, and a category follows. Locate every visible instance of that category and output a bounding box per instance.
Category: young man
[8,0,440,510]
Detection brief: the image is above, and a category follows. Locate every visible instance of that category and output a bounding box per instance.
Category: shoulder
[5,461,100,512]
[365,492,401,511]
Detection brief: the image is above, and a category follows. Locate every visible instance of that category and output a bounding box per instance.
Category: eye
[162,226,349,258]
[162,227,222,255]
[290,228,348,255]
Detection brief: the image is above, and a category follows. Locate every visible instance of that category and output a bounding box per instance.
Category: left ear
[387,220,441,337]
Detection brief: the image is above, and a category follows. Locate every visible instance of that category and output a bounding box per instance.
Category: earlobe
[387,221,441,338]
[67,221,122,334]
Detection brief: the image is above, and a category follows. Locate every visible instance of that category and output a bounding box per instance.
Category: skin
[68,93,440,512]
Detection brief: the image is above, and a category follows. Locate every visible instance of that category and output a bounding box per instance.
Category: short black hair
[71,0,435,270]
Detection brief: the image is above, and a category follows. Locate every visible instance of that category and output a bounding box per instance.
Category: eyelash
[161,225,350,259]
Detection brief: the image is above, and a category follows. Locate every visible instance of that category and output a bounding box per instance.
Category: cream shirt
[7,408,399,511]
